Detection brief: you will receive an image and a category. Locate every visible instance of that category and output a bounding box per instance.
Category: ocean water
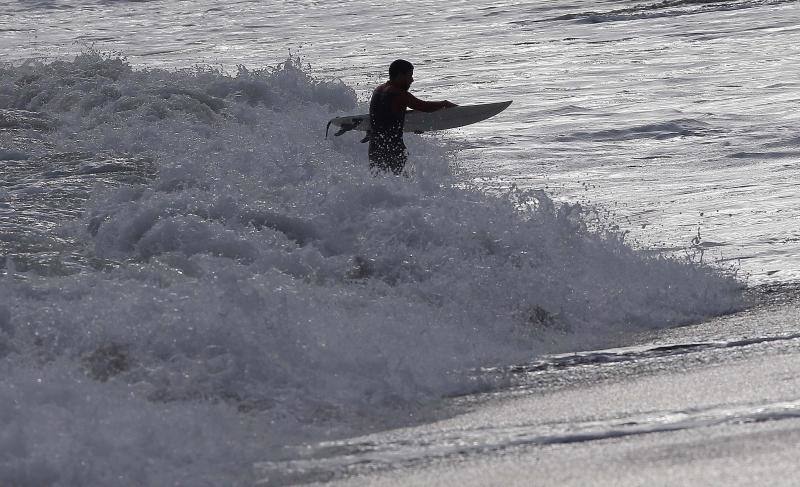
[0,0,795,484]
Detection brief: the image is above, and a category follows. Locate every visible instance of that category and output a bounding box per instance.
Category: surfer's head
[389,59,414,90]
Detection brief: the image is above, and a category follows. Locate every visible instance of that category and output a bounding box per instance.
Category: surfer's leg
[388,151,407,175]
[368,145,406,175]
[368,151,388,173]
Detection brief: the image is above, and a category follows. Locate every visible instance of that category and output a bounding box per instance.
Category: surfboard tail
[325,117,364,138]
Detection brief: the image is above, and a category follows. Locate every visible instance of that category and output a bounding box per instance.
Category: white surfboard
[326,100,512,138]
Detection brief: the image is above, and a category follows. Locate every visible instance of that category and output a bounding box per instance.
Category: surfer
[368,59,456,175]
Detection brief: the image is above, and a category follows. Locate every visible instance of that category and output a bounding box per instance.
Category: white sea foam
[0,52,743,484]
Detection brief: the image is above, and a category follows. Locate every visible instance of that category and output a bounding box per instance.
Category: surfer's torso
[368,83,407,174]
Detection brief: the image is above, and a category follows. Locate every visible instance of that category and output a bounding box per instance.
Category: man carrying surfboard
[368,59,456,175]
[325,68,510,172]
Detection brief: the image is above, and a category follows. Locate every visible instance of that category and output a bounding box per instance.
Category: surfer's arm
[400,93,457,112]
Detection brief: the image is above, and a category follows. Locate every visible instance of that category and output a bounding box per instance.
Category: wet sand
[261,284,800,486]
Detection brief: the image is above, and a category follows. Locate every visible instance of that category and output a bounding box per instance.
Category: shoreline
[259,280,800,485]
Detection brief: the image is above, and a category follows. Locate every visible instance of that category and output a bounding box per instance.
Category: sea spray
[0,52,742,484]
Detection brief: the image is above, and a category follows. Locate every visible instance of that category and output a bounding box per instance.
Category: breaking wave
[0,52,742,484]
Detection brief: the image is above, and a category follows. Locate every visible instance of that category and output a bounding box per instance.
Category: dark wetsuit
[368,87,407,175]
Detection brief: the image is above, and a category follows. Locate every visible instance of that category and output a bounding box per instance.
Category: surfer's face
[396,70,413,90]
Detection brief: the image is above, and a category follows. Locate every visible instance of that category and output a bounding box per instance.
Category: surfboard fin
[325,118,363,139]
[360,131,370,143]
[335,119,362,136]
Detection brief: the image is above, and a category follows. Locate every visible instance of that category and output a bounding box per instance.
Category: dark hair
[389,59,414,79]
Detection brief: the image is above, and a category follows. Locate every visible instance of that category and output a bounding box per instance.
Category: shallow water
[298,291,800,486]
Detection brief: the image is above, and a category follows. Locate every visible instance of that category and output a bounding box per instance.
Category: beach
[1,1,799,484]
[287,285,800,485]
